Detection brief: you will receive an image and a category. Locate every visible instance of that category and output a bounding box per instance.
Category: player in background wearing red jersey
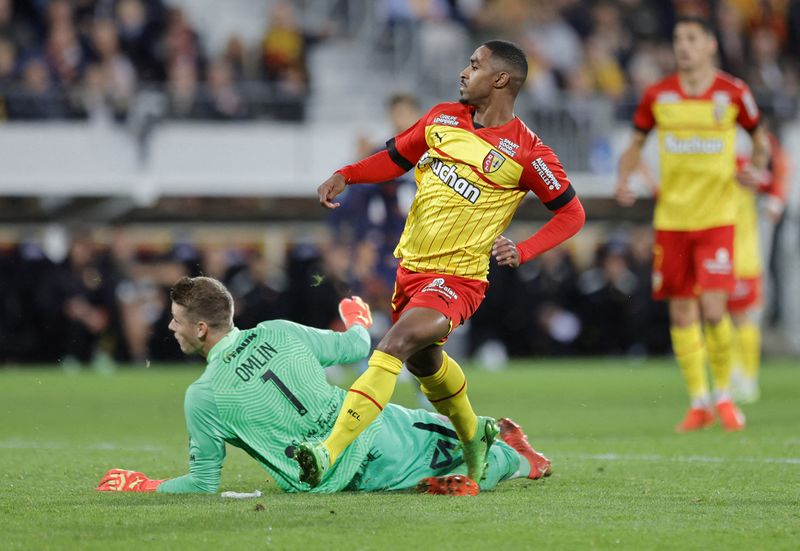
[616,17,770,432]
[729,129,789,403]
[294,40,585,489]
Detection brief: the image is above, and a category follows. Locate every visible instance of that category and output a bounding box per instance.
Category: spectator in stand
[115,0,166,81]
[38,232,114,366]
[6,56,68,119]
[44,18,86,89]
[162,6,203,73]
[260,0,323,120]
[576,239,641,354]
[715,1,748,77]
[227,250,285,330]
[165,57,204,118]
[0,0,35,52]
[747,27,794,104]
[84,18,137,121]
[206,58,248,120]
[526,1,584,82]
[0,35,15,83]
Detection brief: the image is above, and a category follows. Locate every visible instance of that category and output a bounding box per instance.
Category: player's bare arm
[615,130,647,207]
[492,235,520,268]
[317,172,347,209]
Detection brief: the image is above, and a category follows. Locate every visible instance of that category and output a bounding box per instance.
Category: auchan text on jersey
[663,134,724,154]
[419,153,481,203]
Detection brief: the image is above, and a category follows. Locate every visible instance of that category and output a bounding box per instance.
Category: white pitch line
[0,440,164,452]
[564,452,800,465]
[3,441,799,466]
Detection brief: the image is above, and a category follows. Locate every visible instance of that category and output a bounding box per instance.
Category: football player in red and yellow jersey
[616,17,770,432]
[294,40,585,489]
[729,131,789,404]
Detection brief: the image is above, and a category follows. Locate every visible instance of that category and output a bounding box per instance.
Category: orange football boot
[498,417,552,479]
[675,407,715,432]
[715,400,746,432]
[416,475,480,496]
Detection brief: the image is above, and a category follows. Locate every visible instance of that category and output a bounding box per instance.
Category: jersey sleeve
[260,320,371,368]
[735,83,760,132]
[632,86,656,133]
[157,380,227,494]
[385,106,434,171]
[519,146,576,211]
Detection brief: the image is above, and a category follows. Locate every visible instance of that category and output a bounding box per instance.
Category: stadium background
[0,0,798,366]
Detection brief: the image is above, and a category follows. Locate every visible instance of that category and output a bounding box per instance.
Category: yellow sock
[736,322,761,380]
[418,351,477,442]
[323,350,402,464]
[705,316,734,392]
[670,323,709,401]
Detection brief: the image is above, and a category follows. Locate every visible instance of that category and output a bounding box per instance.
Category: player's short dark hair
[481,40,528,94]
[170,276,233,329]
[674,15,715,37]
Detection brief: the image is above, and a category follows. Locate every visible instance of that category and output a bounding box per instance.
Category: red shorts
[727,275,762,313]
[391,265,488,342]
[652,225,735,300]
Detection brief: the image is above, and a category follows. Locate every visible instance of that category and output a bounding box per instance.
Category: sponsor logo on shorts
[433,114,459,126]
[482,149,506,173]
[664,134,724,154]
[703,247,732,275]
[422,277,459,302]
[731,279,751,300]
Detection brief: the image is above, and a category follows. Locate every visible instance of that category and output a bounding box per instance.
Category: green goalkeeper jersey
[157,321,378,494]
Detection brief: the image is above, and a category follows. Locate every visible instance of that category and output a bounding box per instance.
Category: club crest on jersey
[712,91,731,123]
[482,149,505,173]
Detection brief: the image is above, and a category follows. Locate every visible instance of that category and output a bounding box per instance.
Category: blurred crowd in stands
[0,223,670,366]
[0,0,321,122]
[0,0,797,123]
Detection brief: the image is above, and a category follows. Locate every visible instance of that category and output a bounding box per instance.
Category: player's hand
[614,177,636,207]
[736,163,770,191]
[765,195,785,223]
[96,468,164,492]
[338,296,373,329]
[318,173,347,209]
[492,235,521,268]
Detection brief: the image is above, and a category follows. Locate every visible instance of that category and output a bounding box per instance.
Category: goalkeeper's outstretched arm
[259,297,373,368]
[97,381,226,494]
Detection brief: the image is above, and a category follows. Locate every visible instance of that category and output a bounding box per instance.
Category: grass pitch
[1,359,798,550]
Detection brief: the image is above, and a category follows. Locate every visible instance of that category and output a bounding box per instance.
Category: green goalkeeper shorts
[346,403,520,492]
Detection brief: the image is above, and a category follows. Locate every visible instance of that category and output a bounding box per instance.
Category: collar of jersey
[206,327,240,365]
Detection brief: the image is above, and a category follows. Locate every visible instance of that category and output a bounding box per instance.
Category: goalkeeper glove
[338,296,372,329]
[96,468,165,492]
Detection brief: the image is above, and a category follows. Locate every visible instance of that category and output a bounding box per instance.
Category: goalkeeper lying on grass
[97,276,550,496]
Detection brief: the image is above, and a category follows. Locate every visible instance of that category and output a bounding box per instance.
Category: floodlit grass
[1,359,798,550]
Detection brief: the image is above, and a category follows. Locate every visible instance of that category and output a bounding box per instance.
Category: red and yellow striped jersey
[387,102,575,281]
[633,71,760,231]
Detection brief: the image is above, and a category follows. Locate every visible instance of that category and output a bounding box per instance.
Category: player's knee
[376,333,418,361]
[703,311,726,325]
[377,328,435,361]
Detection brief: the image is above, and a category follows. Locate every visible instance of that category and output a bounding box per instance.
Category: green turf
[1,359,798,550]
